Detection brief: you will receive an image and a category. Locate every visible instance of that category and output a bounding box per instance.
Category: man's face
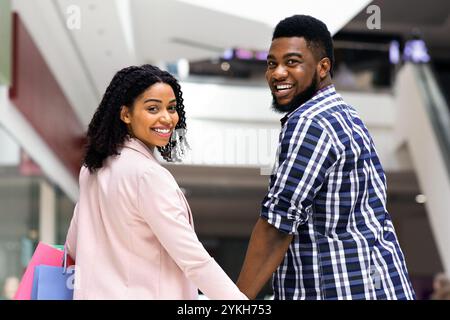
[266,37,320,113]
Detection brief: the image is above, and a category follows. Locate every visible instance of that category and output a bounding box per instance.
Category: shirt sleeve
[138,168,247,300]
[261,116,337,234]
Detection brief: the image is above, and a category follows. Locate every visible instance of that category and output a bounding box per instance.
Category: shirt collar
[280,84,336,126]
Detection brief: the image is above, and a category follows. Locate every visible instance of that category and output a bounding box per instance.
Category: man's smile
[272,82,295,100]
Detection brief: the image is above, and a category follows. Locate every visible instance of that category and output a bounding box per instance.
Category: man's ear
[318,57,331,79]
[120,106,131,124]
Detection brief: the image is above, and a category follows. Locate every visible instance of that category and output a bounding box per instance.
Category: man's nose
[272,65,288,80]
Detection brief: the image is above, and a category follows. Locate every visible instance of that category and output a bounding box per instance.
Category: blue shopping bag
[31,265,75,300]
[31,246,75,300]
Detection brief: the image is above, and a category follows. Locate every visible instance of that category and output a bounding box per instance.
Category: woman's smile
[151,126,173,138]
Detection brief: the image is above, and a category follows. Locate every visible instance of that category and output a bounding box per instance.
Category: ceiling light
[220,62,230,71]
[177,59,190,79]
[415,194,427,204]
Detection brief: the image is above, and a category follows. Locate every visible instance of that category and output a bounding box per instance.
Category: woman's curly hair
[83,64,187,172]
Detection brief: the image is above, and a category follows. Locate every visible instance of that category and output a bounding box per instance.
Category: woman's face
[120,82,179,150]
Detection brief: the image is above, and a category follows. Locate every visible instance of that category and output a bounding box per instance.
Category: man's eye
[287,59,299,65]
[267,61,276,68]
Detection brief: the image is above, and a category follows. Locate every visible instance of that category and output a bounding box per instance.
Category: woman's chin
[155,141,170,148]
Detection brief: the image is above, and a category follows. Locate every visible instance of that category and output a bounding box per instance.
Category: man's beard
[271,71,319,114]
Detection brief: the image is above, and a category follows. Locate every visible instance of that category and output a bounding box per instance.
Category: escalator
[395,62,450,274]
[434,61,450,113]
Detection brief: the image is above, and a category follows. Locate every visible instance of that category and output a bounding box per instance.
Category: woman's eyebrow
[143,98,177,104]
[143,98,162,103]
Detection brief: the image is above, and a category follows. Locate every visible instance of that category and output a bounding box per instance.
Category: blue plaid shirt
[261,85,415,300]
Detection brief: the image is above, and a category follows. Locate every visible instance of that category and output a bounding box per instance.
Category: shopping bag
[14,242,74,300]
[31,265,74,300]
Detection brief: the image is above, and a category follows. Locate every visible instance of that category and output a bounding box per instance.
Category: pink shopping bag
[14,242,74,300]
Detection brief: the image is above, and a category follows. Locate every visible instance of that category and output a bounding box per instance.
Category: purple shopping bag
[14,242,75,300]
[31,264,74,300]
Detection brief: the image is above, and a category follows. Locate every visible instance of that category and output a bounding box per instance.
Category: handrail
[413,64,450,177]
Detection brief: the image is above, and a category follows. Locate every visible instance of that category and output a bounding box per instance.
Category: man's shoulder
[288,91,355,128]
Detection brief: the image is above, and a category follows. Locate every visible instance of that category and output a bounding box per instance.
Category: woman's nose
[159,111,172,125]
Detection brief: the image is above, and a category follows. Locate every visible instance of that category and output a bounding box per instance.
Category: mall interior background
[0,0,449,299]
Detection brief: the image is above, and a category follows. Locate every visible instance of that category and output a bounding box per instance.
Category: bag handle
[62,245,69,274]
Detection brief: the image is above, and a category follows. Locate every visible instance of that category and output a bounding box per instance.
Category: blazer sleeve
[65,166,88,260]
[65,202,79,260]
[138,168,247,300]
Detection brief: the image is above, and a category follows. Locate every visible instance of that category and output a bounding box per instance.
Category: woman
[65,64,247,300]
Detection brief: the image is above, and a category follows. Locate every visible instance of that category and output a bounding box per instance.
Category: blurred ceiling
[342,0,450,59]
[12,0,370,127]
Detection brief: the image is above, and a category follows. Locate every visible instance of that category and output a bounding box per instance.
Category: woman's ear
[120,106,131,124]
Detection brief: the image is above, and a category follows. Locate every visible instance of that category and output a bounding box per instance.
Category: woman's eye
[147,106,158,113]
[168,106,177,113]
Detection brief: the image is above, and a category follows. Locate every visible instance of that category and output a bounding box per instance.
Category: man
[237,15,415,300]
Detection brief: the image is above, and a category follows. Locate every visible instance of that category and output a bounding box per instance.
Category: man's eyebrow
[266,52,303,60]
[283,52,303,59]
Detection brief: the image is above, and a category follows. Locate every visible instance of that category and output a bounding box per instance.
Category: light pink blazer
[66,137,247,300]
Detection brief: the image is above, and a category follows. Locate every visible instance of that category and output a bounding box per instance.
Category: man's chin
[271,95,300,114]
[271,101,294,113]
[271,81,319,114]
[270,71,320,115]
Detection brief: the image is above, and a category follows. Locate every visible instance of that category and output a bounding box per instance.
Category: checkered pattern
[261,85,415,300]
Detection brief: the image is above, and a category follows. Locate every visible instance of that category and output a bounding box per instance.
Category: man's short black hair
[273,15,334,76]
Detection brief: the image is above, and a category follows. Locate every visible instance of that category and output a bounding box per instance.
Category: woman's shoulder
[116,149,177,184]
[118,146,159,169]
[141,164,178,187]
[79,148,178,189]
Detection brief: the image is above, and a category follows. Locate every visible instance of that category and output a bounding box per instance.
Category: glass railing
[432,62,450,112]
[413,64,450,176]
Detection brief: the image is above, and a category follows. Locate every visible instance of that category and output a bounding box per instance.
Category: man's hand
[237,217,293,299]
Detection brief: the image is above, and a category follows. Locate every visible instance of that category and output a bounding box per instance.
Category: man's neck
[318,76,333,91]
